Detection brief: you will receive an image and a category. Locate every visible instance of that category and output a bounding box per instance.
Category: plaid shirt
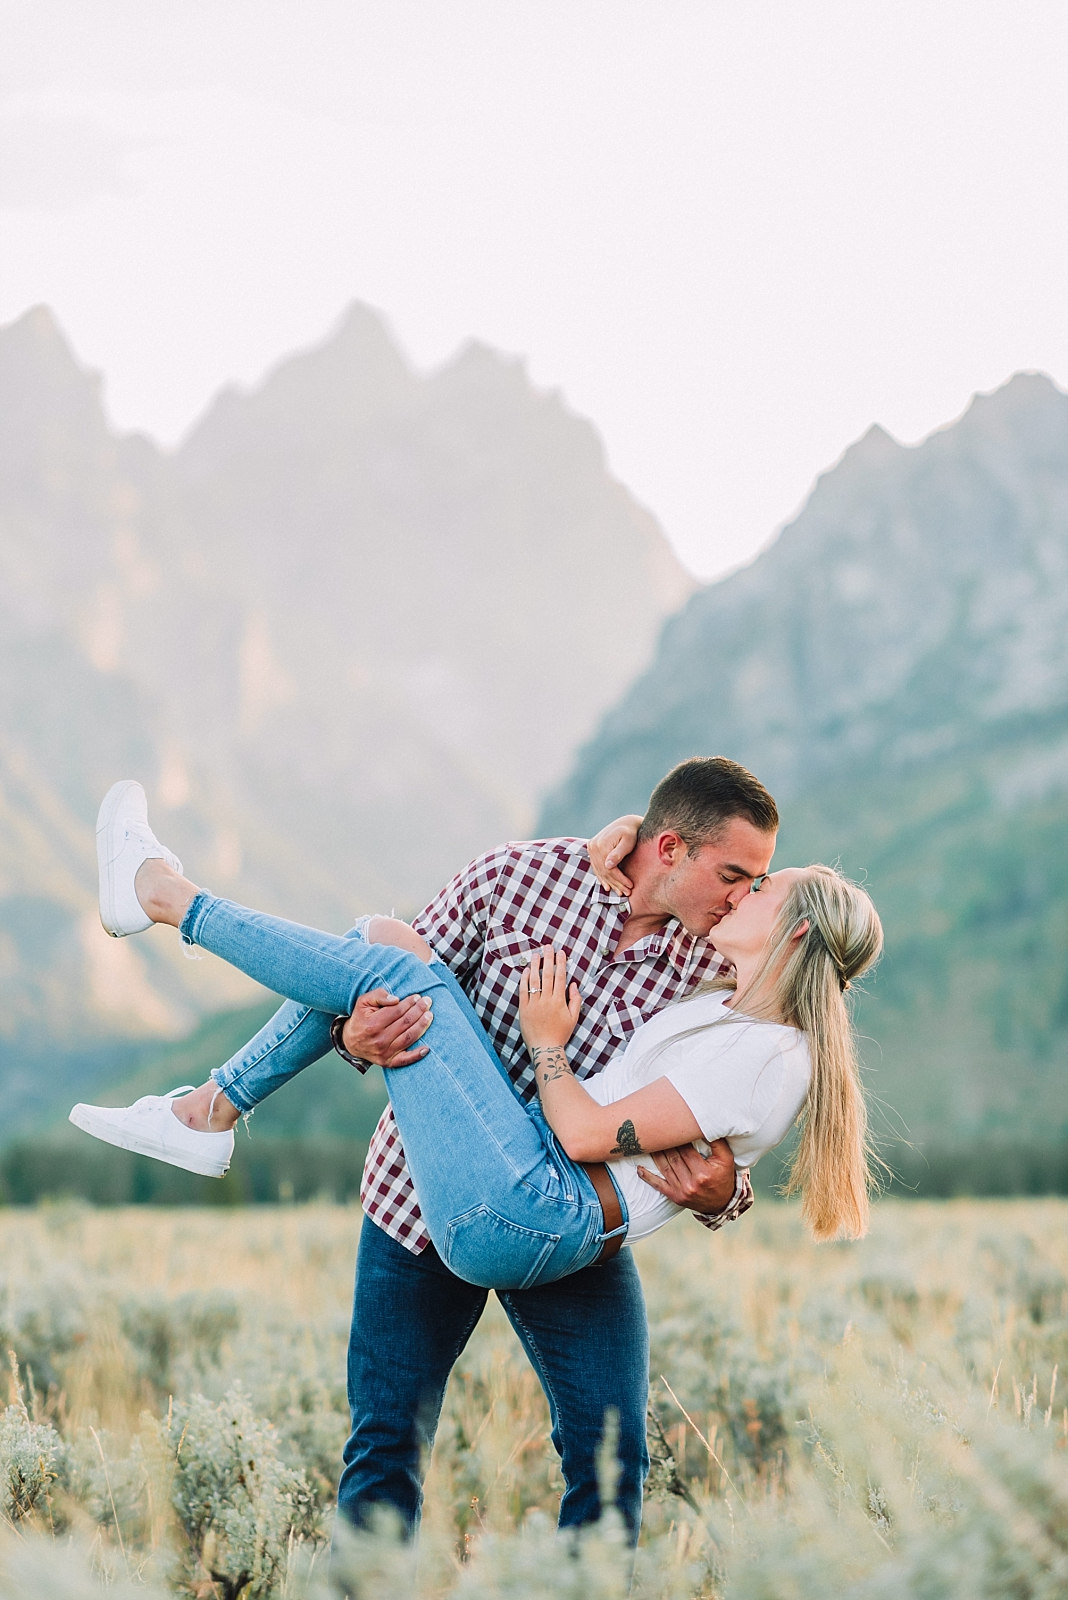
[360,837,755,1253]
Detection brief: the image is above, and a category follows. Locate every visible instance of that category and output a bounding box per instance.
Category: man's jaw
[678,906,730,940]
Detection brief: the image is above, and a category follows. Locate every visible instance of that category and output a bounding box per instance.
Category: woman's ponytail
[728,866,883,1239]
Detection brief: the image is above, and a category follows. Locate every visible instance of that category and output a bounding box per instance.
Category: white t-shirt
[582,990,811,1243]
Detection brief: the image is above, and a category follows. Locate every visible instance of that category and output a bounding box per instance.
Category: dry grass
[0,1198,1066,1596]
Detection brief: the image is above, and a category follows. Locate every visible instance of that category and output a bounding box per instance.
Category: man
[334,756,778,1540]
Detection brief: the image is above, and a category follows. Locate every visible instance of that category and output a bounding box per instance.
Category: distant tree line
[754,1139,1068,1201]
[1,1136,1066,1207]
[0,1138,370,1206]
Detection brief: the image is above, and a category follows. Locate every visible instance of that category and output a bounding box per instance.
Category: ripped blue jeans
[181,894,626,1289]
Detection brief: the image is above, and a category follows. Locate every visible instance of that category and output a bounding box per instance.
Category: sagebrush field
[0,1199,1065,1598]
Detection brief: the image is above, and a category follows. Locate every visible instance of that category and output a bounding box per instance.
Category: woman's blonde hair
[697,865,883,1240]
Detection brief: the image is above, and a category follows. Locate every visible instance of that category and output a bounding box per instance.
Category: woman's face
[710,867,808,967]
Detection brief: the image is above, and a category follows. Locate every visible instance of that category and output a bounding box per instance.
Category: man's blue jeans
[339,1216,650,1540]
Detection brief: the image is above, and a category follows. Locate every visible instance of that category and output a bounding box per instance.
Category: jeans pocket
[442,1204,562,1291]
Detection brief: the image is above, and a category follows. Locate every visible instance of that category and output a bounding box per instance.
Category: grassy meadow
[0,1199,1066,1598]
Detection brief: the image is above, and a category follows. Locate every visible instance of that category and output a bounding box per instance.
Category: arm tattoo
[531,1046,572,1087]
[610,1119,643,1157]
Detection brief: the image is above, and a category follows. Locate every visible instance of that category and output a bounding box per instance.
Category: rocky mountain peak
[0,305,111,484]
[178,301,417,473]
[544,367,1068,821]
[839,420,902,471]
[0,303,79,376]
[946,370,1068,466]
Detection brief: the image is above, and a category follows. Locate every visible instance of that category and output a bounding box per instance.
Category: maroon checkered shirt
[360,837,755,1252]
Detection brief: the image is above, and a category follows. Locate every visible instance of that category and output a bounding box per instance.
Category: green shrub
[0,1401,61,1524]
[158,1387,324,1598]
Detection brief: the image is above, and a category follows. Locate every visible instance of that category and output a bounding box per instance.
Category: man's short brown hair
[636,757,778,853]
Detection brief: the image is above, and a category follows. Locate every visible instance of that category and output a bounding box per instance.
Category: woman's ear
[792,918,810,942]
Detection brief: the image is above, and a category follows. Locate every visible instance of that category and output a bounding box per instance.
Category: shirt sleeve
[664,1026,787,1144]
[692,1169,755,1232]
[410,847,507,986]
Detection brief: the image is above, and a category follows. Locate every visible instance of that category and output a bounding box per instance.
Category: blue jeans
[180,894,627,1289]
[339,1216,649,1539]
[207,924,370,1115]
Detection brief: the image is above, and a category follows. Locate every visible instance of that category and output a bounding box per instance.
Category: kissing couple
[72,756,881,1544]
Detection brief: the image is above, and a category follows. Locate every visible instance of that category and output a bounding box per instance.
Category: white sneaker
[97,779,183,937]
[69,1087,235,1178]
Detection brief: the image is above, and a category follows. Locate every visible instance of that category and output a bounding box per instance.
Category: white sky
[1,1,1066,579]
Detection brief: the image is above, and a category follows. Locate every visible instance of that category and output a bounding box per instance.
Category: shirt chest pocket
[481,923,545,974]
[600,998,649,1045]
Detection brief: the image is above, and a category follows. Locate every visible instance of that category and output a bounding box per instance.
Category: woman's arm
[587,814,643,895]
[519,950,703,1163]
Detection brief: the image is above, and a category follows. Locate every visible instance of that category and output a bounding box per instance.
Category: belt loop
[580,1161,626,1262]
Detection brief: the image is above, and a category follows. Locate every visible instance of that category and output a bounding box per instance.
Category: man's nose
[724,881,751,908]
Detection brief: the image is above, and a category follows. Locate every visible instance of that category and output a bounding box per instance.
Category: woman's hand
[519,948,582,1050]
[587,814,643,895]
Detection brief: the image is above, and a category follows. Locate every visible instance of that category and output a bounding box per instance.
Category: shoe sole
[96,779,143,939]
[68,1104,231,1178]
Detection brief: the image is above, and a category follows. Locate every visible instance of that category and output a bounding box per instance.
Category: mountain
[542,373,1068,1149]
[0,304,691,1126]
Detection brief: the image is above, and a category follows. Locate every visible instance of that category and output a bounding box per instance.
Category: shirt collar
[594,881,629,906]
[590,878,712,974]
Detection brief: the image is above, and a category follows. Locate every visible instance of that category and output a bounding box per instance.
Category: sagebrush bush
[0,1400,61,1524]
[0,1200,1063,1596]
[159,1387,323,1597]
[59,1427,155,1547]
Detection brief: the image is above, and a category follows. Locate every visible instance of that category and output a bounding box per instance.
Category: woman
[73,783,883,1287]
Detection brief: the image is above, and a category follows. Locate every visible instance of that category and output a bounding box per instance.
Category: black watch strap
[331,1014,371,1074]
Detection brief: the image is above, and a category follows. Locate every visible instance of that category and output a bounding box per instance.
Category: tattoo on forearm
[610,1119,643,1156]
[531,1046,572,1087]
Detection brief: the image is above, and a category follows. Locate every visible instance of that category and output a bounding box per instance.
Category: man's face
[656,818,777,938]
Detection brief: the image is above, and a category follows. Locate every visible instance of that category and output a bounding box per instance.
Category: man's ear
[657,831,686,865]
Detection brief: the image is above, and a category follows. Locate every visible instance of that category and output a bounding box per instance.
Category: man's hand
[636,1139,736,1215]
[341,989,433,1068]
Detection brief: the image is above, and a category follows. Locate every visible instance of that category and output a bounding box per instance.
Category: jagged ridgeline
[0,305,691,1132]
[542,374,1068,1158]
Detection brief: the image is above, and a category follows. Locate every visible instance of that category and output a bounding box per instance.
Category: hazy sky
[2,2,1066,579]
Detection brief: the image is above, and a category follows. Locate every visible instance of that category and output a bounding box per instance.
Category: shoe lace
[125,820,180,872]
[132,1085,195,1111]
[125,820,159,847]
